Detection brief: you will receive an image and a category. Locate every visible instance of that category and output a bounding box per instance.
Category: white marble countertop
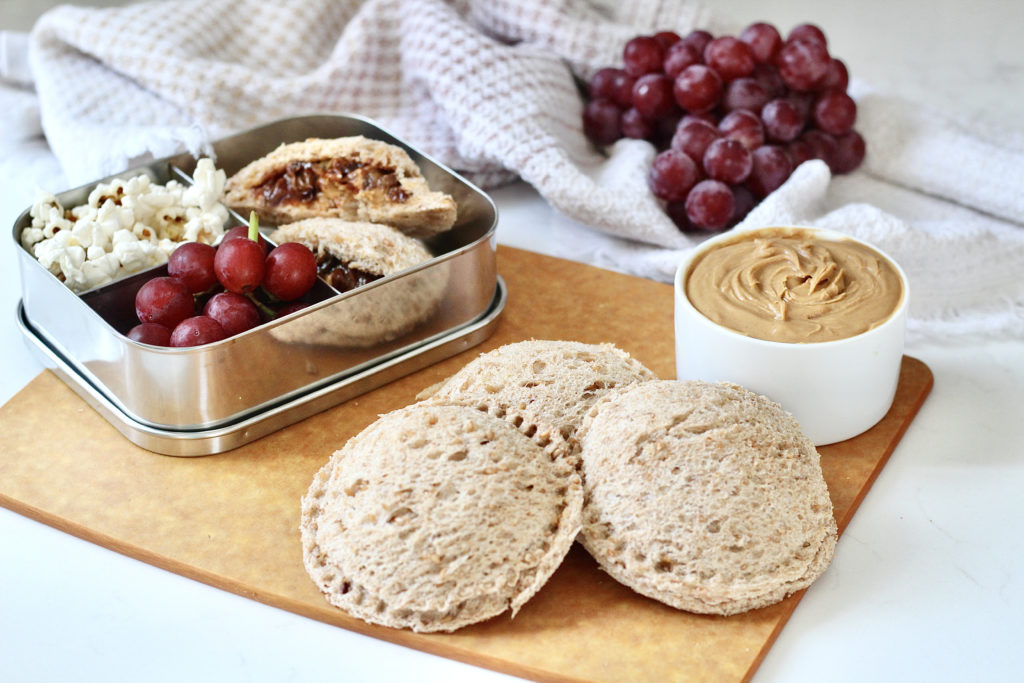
[2,1,1023,681]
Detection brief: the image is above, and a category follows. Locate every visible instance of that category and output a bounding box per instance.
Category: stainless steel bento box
[14,114,503,454]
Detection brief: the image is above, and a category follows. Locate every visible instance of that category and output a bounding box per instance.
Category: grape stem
[245,291,279,319]
[242,212,284,318]
[248,211,260,242]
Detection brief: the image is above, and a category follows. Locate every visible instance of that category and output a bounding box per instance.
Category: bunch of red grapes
[582,21,865,232]
[128,221,318,347]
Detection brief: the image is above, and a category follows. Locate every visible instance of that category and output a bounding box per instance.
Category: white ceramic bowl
[674,226,909,446]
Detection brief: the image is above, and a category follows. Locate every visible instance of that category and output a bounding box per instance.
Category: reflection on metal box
[13,115,503,455]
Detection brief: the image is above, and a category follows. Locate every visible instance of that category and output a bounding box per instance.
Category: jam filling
[316,253,383,292]
[257,158,411,206]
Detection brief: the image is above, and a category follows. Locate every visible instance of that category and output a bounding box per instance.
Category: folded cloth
[1,30,33,85]
[0,85,43,143]
[22,0,1024,341]
[27,0,728,238]
[0,31,44,143]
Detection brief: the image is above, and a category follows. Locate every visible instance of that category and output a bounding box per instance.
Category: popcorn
[33,230,71,274]
[70,219,102,249]
[111,231,150,274]
[132,222,159,241]
[183,204,229,243]
[19,226,45,250]
[184,159,227,211]
[58,246,88,291]
[81,254,121,290]
[26,158,229,293]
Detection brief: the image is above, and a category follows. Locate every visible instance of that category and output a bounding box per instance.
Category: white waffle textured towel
[18,0,1024,342]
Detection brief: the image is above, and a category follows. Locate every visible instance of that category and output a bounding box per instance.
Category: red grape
[653,113,683,148]
[135,276,195,329]
[731,184,757,224]
[611,73,637,107]
[580,19,865,233]
[812,90,857,135]
[169,316,227,347]
[167,241,217,294]
[653,31,682,49]
[276,301,310,318]
[801,129,839,169]
[126,322,171,346]
[589,67,622,100]
[751,63,786,99]
[665,199,693,231]
[786,91,816,118]
[775,38,830,91]
[263,242,318,301]
[583,98,622,145]
[221,224,268,254]
[620,107,655,139]
[671,119,721,163]
[648,149,700,201]
[832,130,866,173]
[722,77,768,113]
[739,22,782,63]
[632,73,677,119]
[663,41,702,79]
[680,111,719,127]
[680,30,713,55]
[203,291,261,337]
[215,234,266,294]
[685,179,735,230]
[590,68,635,107]
[821,57,849,91]
[704,36,755,81]
[673,64,722,113]
[786,137,816,167]
[761,98,805,142]
[788,23,828,48]
[703,137,753,184]
[719,109,765,150]
[746,145,795,197]
[623,35,664,77]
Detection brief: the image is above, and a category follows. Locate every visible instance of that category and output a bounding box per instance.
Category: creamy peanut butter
[685,228,904,343]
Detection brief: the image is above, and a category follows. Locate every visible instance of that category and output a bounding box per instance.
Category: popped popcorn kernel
[25,159,229,293]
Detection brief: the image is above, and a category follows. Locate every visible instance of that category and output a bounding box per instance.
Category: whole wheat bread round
[223,136,457,237]
[268,217,448,348]
[577,380,837,616]
[301,403,583,632]
[418,340,657,464]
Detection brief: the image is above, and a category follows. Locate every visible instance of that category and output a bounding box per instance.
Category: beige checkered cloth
[30,0,724,250]
[27,0,1024,341]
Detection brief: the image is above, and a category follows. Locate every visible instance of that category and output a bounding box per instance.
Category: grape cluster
[583,21,865,232]
[128,218,318,347]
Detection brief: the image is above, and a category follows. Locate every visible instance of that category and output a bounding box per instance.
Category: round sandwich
[577,379,837,616]
[418,340,657,466]
[300,403,583,632]
[223,136,457,238]
[268,217,448,348]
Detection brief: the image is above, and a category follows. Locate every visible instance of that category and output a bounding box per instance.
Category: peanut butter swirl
[686,228,904,343]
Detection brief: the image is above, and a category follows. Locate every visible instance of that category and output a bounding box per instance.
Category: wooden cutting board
[0,245,932,683]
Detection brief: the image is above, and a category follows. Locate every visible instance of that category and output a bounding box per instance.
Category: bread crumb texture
[267,217,448,348]
[420,339,657,465]
[223,136,457,237]
[578,380,837,616]
[302,341,838,629]
[270,217,433,276]
[301,403,582,632]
